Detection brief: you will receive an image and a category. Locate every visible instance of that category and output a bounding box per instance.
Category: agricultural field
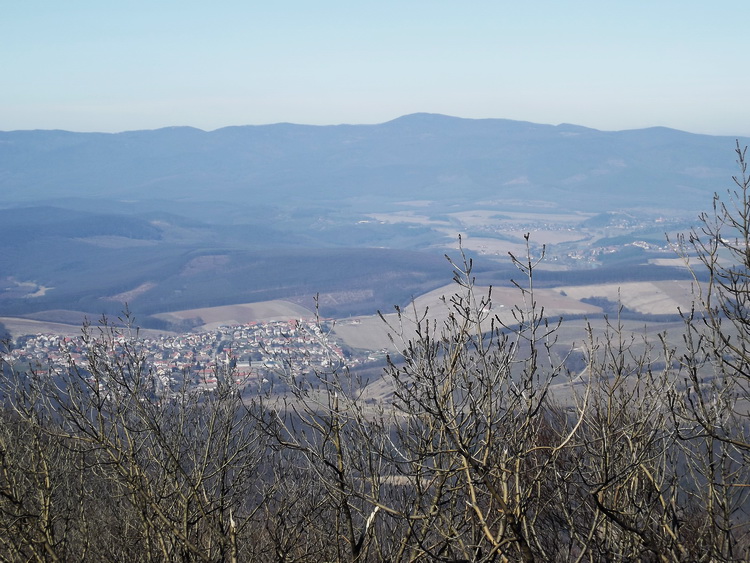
[152,300,316,330]
[0,316,172,340]
[557,280,695,315]
[331,277,698,353]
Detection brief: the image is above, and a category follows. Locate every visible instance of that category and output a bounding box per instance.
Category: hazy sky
[3,1,749,135]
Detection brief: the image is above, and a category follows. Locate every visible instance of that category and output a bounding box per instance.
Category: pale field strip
[557,280,697,315]
[332,284,602,352]
[368,207,590,259]
[446,209,590,226]
[440,231,587,259]
[503,230,588,245]
[649,258,691,268]
[1,278,54,298]
[440,235,530,259]
[152,300,315,330]
[396,200,433,207]
[1,317,87,339]
[368,208,589,229]
[366,211,448,225]
[0,317,173,340]
[103,282,157,302]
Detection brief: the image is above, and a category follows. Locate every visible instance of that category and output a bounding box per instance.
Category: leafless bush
[3,148,750,561]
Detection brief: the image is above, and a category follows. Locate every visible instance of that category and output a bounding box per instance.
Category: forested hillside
[1,115,743,323]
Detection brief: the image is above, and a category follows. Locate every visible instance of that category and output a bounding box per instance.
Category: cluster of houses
[3,319,365,398]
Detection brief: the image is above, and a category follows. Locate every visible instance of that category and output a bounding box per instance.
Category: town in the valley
[2,319,382,399]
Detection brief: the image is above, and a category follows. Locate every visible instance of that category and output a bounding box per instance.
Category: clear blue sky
[3,1,748,135]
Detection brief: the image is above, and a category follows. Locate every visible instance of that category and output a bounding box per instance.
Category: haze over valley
[0,113,741,342]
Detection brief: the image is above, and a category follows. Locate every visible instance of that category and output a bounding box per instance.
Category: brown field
[1,317,86,339]
[557,280,696,315]
[153,300,316,330]
[332,284,603,352]
[0,316,174,339]
[102,282,157,302]
[333,275,701,354]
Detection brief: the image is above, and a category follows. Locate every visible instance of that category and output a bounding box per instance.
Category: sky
[3,1,749,135]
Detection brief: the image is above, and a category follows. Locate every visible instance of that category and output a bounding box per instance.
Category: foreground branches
[2,149,750,561]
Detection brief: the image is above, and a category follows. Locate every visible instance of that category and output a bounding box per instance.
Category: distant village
[2,319,380,398]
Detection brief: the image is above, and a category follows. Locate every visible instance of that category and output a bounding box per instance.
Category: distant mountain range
[0,114,745,326]
[2,113,744,213]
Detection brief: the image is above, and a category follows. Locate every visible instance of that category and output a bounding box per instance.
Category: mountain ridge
[1,113,743,212]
